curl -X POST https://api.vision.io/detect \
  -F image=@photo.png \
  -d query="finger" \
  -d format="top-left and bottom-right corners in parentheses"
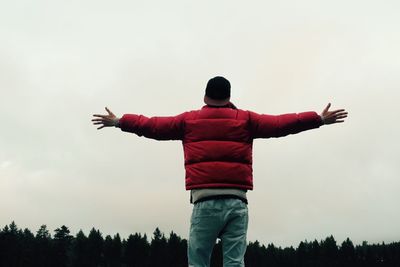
top-left (334, 112), bottom-right (348, 117)
top-left (105, 107), bottom-right (115, 116)
top-left (97, 125), bottom-right (105, 130)
top-left (91, 118), bottom-right (104, 122)
top-left (331, 109), bottom-right (345, 114)
top-left (334, 115), bottom-right (348, 120)
top-left (93, 114), bottom-right (107, 118)
top-left (333, 111), bottom-right (347, 116)
top-left (93, 122), bottom-right (104, 125)
top-left (92, 119), bottom-right (110, 123)
top-left (323, 103), bottom-right (331, 113)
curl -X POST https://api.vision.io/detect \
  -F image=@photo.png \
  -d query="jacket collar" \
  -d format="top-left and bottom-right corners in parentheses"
top-left (202, 102), bottom-right (237, 109)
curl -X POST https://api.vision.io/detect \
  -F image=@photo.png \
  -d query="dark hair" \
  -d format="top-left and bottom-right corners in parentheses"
top-left (205, 76), bottom-right (231, 100)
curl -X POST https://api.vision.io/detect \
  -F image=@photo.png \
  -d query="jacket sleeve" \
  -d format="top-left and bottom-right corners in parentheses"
top-left (249, 111), bottom-right (323, 139)
top-left (118, 112), bottom-right (187, 140)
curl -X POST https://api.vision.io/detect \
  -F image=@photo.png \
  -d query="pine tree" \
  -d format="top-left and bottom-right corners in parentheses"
top-left (111, 234), bottom-right (122, 266)
top-left (266, 243), bottom-right (279, 267)
top-left (35, 224), bottom-right (53, 267)
top-left (166, 231), bottom-right (187, 267)
top-left (87, 227), bottom-right (104, 266)
top-left (340, 237), bottom-right (355, 266)
top-left (71, 229), bottom-right (90, 267)
top-left (20, 228), bottom-right (36, 266)
top-left (245, 240), bottom-right (267, 267)
top-left (53, 225), bottom-right (73, 267)
top-left (124, 233), bottom-right (149, 267)
top-left (104, 233), bottom-right (122, 267)
top-left (320, 235), bottom-right (339, 266)
top-left (0, 222), bottom-right (22, 266)
top-left (149, 228), bottom-right (168, 267)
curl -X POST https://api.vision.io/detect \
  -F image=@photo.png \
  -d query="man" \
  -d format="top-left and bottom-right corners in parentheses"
top-left (92, 76), bottom-right (347, 267)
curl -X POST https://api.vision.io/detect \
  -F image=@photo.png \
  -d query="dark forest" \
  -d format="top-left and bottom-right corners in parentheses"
top-left (1, 221), bottom-right (399, 267)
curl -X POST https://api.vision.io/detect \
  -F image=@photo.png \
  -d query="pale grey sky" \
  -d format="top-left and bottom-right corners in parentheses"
top-left (1, 0), bottom-right (399, 247)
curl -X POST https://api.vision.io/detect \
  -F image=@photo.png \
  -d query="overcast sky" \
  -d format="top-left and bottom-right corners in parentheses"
top-left (1, 0), bottom-right (399, 247)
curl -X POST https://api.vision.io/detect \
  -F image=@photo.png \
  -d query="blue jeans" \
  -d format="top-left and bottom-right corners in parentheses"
top-left (188, 198), bottom-right (249, 267)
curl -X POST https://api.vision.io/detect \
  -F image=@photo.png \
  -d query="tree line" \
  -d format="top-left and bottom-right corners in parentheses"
top-left (0, 221), bottom-right (399, 267)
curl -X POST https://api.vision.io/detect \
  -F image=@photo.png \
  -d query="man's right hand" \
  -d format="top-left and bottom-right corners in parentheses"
top-left (92, 107), bottom-right (120, 130)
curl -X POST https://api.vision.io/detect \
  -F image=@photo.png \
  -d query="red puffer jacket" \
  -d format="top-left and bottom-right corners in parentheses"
top-left (119, 104), bottom-right (323, 190)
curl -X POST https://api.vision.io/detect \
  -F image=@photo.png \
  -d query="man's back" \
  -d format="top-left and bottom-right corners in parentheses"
top-left (182, 105), bottom-right (254, 190)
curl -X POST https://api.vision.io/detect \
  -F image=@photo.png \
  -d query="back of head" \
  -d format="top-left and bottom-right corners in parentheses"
top-left (204, 76), bottom-right (231, 106)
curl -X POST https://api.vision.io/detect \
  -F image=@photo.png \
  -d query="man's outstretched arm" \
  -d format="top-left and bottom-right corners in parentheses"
top-left (249, 103), bottom-right (348, 138)
top-left (92, 107), bottom-right (186, 140)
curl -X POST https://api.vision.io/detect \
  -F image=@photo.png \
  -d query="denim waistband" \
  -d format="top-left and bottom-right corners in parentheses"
top-left (193, 194), bottom-right (248, 205)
